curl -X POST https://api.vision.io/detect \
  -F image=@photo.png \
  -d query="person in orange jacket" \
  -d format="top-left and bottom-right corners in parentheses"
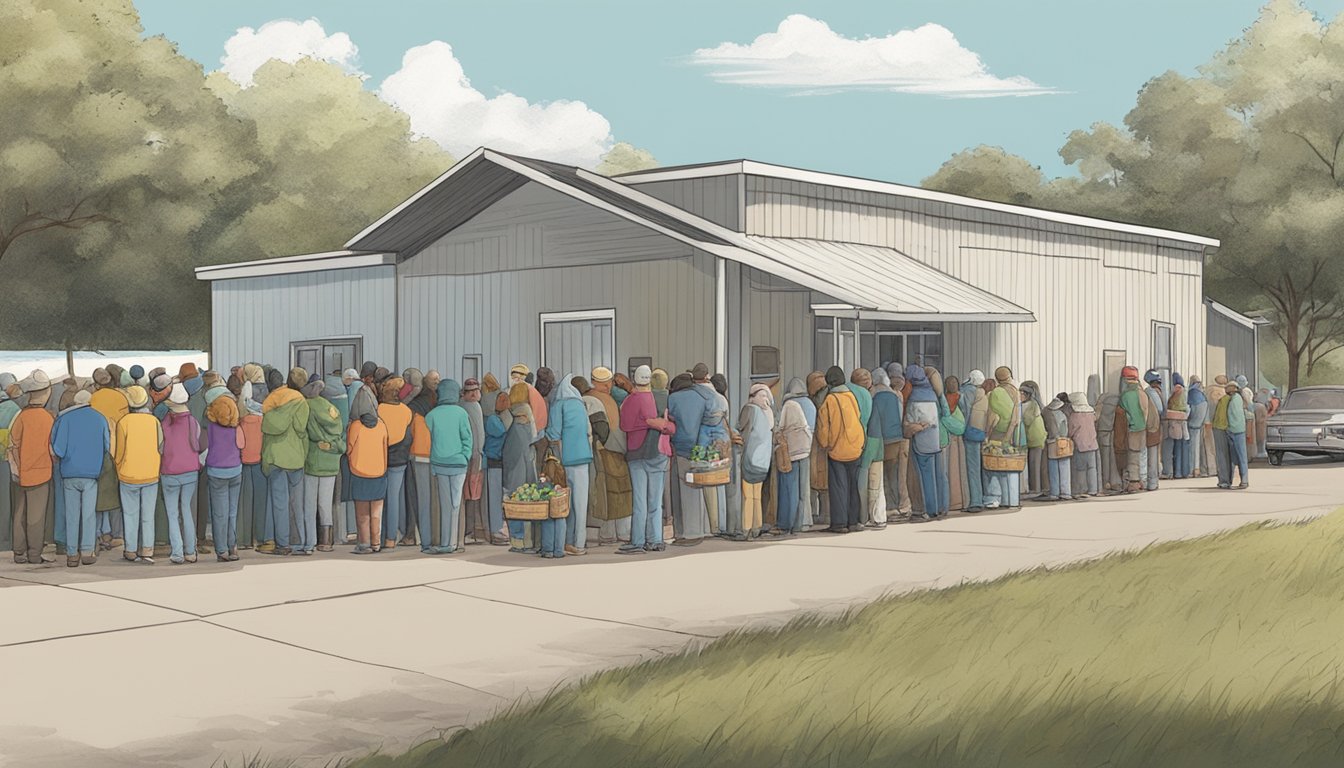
top-left (815, 366), bottom-right (864, 534)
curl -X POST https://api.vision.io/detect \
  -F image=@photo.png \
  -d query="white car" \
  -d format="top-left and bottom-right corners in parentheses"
top-left (1265, 386), bottom-right (1344, 465)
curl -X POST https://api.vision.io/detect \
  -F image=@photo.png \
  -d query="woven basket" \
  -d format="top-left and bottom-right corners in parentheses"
top-left (548, 488), bottom-right (571, 519)
top-left (503, 499), bottom-right (549, 521)
top-left (982, 451), bottom-right (1027, 472)
top-left (686, 466), bottom-right (731, 487)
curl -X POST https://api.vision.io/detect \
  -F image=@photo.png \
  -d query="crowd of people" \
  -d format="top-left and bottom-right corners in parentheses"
top-left (0, 356), bottom-right (1268, 567)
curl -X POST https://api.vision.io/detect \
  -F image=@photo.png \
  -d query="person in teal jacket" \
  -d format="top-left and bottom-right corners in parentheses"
top-left (544, 375), bottom-right (594, 557)
top-left (424, 379), bottom-right (473, 553)
top-left (1224, 380), bottom-right (1249, 488)
top-left (848, 369), bottom-right (881, 528)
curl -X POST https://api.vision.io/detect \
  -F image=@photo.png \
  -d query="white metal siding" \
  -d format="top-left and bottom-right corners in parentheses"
top-left (402, 181), bottom-right (692, 277)
top-left (397, 251), bottom-right (717, 381)
top-left (744, 176), bottom-right (1207, 398)
top-left (209, 266), bottom-right (396, 372)
top-left (621, 175), bottom-right (742, 230)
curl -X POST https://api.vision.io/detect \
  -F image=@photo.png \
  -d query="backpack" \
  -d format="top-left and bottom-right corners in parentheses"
top-left (742, 404), bottom-right (773, 484)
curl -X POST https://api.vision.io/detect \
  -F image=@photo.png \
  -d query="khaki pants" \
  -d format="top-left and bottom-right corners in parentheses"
top-left (14, 481), bottom-right (50, 562)
top-left (865, 460), bottom-right (886, 525)
top-left (742, 481), bottom-right (763, 532)
top-left (883, 442), bottom-right (912, 514)
top-left (1125, 432), bottom-right (1145, 484)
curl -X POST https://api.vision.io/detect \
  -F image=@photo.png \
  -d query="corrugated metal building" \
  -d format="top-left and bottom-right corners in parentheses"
top-left (197, 148), bottom-right (1238, 408)
top-left (1206, 299), bottom-right (1269, 386)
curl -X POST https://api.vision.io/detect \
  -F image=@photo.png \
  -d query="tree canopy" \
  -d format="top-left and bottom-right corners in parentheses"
top-left (0, 0), bottom-right (656, 354)
top-left (922, 0), bottom-right (1344, 389)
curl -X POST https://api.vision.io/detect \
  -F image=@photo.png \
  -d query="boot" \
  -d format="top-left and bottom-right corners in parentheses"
top-left (317, 525), bottom-right (334, 552)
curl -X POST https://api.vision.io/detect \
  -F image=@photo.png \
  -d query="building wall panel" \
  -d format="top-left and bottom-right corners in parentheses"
top-left (1206, 304), bottom-right (1259, 382)
top-left (622, 175), bottom-right (741, 230)
top-left (397, 252), bottom-right (718, 382)
top-left (209, 266), bottom-right (396, 373)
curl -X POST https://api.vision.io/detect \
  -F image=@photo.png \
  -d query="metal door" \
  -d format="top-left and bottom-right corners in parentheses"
top-left (542, 315), bottom-right (614, 379)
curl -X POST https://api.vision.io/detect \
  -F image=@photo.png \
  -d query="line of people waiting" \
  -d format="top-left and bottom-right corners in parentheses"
top-left (0, 358), bottom-right (1264, 567)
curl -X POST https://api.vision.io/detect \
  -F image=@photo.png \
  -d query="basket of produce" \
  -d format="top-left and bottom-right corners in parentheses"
top-left (685, 444), bottom-right (731, 487)
top-left (981, 442), bottom-right (1027, 472)
top-left (504, 482), bottom-right (569, 521)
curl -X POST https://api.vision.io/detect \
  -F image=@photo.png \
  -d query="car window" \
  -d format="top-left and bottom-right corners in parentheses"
top-left (1282, 390), bottom-right (1344, 411)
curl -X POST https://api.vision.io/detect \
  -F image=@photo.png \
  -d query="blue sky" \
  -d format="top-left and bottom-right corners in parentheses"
top-left (136, 0), bottom-right (1344, 183)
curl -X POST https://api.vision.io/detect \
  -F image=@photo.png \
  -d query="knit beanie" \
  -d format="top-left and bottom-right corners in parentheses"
top-left (244, 363), bottom-right (265, 385)
top-left (226, 374), bottom-right (244, 397)
top-left (482, 372), bottom-right (500, 395)
top-left (590, 366), bottom-right (613, 384)
top-left (850, 368), bottom-right (872, 388)
top-left (711, 373), bottom-right (728, 396)
top-left (287, 367), bottom-right (309, 391)
top-left (806, 371), bottom-right (827, 397)
top-left (824, 366), bottom-right (845, 388)
top-left (1172, 372), bottom-right (1185, 387)
top-left (93, 368), bottom-right (112, 388)
top-left (536, 368), bottom-right (555, 398)
top-left (74, 390), bottom-right (92, 406)
top-left (266, 368), bottom-right (284, 393)
top-left (126, 386), bottom-right (149, 409)
top-left (967, 369), bottom-right (986, 387)
top-left (202, 371), bottom-right (224, 392)
top-left (691, 363), bottom-right (710, 381)
top-left (129, 365), bottom-right (145, 383)
top-left (301, 379), bottom-right (326, 399)
top-left (633, 365), bottom-right (653, 386)
top-left (651, 368), bottom-right (669, 391)
top-left (994, 366), bottom-right (1013, 384)
top-left (119, 369), bottom-right (132, 387)
top-left (571, 376), bottom-right (591, 394)
top-left (1122, 366), bottom-right (1140, 381)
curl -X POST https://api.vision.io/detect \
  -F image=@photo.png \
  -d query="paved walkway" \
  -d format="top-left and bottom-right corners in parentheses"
top-left (1, 459), bottom-right (1340, 767)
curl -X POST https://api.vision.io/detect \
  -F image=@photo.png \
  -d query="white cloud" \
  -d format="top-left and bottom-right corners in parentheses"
top-left (378, 41), bottom-right (613, 168)
top-left (221, 18), bottom-right (362, 87)
top-left (691, 14), bottom-right (1057, 98)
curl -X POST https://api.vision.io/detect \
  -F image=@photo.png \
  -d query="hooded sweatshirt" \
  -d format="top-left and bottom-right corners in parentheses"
top-left (378, 395), bottom-right (414, 469)
top-left (817, 368), bottom-right (864, 463)
top-left (424, 380), bottom-right (472, 475)
top-left (503, 398), bottom-right (538, 492)
top-left (115, 409), bottom-right (163, 485)
top-left (738, 384), bottom-right (776, 483)
top-left (160, 409), bottom-right (203, 476)
top-left (778, 378), bottom-right (814, 461)
top-left (347, 409), bottom-right (388, 479)
top-left (550, 375), bottom-right (597, 467)
top-left (1021, 382), bottom-right (1047, 449)
top-left (305, 388), bottom-right (346, 477)
top-left (261, 387), bottom-right (310, 473)
top-left (668, 379), bottom-right (714, 458)
top-left (407, 379), bottom-right (435, 461)
top-left (869, 368), bottom-right (904, 445)
top-left (986, 371), bottom-right (1021, 446)
top-left (905, 365), bottom-right (941, 455)
top-left (50, 401), bottom-right (110, 479)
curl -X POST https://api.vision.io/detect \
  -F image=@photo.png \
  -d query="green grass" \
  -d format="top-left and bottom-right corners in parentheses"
top-left (351, 511), bottom-right (1344, 768)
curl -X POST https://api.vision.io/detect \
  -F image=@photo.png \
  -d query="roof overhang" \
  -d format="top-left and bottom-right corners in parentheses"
top-left (195, 250), bottom-right (397, 281)
top-left (1206, 298), bottom-right (1267, 330)
top-left (618, 159), bottom-right (1219, 249)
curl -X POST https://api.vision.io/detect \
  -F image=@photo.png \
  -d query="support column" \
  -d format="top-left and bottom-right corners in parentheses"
top-left (716, 257), bottom-right (727, 377)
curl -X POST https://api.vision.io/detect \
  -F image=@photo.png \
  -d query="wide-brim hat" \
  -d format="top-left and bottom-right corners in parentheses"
top-left (1069, 392), bottom-right (1094, 412)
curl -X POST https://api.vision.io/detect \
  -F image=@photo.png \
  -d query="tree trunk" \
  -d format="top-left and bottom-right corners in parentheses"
top-left (65, 338), bottom-right (75, 380)
top-left (1284, 319), bottom-right (1301, 392)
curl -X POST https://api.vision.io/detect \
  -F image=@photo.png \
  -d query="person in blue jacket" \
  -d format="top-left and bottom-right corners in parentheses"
top-left (50, 389), bottom-right (110, 566)
top-left (543, 375), bottom-right (594, 557)
top-left (667, 366), bottom-right (716, 546)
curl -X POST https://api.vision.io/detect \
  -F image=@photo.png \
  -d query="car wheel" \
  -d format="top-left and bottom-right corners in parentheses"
top-left (1268, 451), bottom-right (1284, 466)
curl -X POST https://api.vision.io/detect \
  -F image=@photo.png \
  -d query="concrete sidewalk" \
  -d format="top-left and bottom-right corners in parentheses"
top-left (1, 460), bottom-right (1340, 767)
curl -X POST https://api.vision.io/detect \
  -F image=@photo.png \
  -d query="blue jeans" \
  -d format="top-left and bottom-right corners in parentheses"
top-left (208, 473), bottom-right (242, 555)
top-left (383, 464), bottom-right (408, 543)
top-left (913, 451), bottom-right (942, 516)
top-left (564, 464), bottom-right (591, 549)
top-left (541, 517), bottom-right (566, 557)
top-left (1178, 438), bottom-right (1193, 478)
top-left (1229, 431), bottom-right (1249, 485)
top-left (1161, 436), bottom-right (1174, 478)
top-left (242, 464), bottom-right (268, 545)
top-left (487, 466), bottom-right (504, 540)
top-left (627, 456), bottom-right (667, 548)
top-left (120, 481), bottom-right (158, 555)
top-left (985, 470), bottom-right (1020, 508)
top-left (776, 464), bottom-right (801, 532)
top-left (435, 471), bottom-right (466, 550)
top-left (963, 440), bottom-right (984, 509)
top-left (934, 449), bottom-right (950, 514)
top-left (62, 476), bottom-right (98, 555)
top-left (268, 467), bottom-right (303, 549)
top-left (1047, 457), bottom-right (1072, 499)
top-left (161, 472), bottom-right (199, 560)
top-left (413, 461), bottom-right (433, 547)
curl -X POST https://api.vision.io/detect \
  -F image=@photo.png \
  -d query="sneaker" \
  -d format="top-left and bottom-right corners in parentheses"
top-left (170, 556), bottom-right (185, 565)
top-left (138, 556), bottom-right (155, 565)
top-left (985, 502), bottom-right (1001, 509)
top-left (847, 524), bottom-right (864, 533)
top-left (421, 547), bottom-right (440, 555)
top-left (81, 553), bottom-right (97, 565)
top-left (564, 545), bottom-right (587, 556)
top-left (822, 527), bottom-right (848, 534)
top-left (351, 544), bottom-right (374, 555)
top-left (614, 546), bottom-right (646, 555)
top-left (644, 542), bottom-right (667, 552)
top-left (273, 547), bottom-right (293, 556)
top-left (672, 537), bottom-right (703, 546)
top-left (66, 555), bottom-right (80, 568)
top-left (965, 506), bottom-right (984, 513)
top-left (541, 552), bottom-right (555, 559)
top-left (256, 540), bottom-right (276, 554)
top-left (908, 513), bottom-right (931, 523)
top-left (1236, 482), bottom-right (1248, 489)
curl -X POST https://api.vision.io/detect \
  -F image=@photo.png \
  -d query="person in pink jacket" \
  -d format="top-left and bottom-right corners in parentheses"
top-left (160, 384), bottom-right (203, 564)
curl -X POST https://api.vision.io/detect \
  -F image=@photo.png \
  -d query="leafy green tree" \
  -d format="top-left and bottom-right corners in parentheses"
top-left (205, 59), bottom-right (452, 257)
top-left (596, 142), bottom-right (657, 176)
top-left (923, 0), bottom-right (1344, 390)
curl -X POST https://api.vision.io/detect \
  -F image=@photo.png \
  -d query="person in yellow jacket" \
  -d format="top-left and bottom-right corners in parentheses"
top-left (815, 366), bottom-right (864, 534)
top-left (114, 386), bottom-right (163, 564)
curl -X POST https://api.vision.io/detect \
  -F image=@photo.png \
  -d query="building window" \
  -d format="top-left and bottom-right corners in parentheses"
top-left (628, 356), bottom-right (653, 377)
top-left (291, 337), bottom-right (362, 378)
top-left (751, 346), bottom-right (780, 383)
